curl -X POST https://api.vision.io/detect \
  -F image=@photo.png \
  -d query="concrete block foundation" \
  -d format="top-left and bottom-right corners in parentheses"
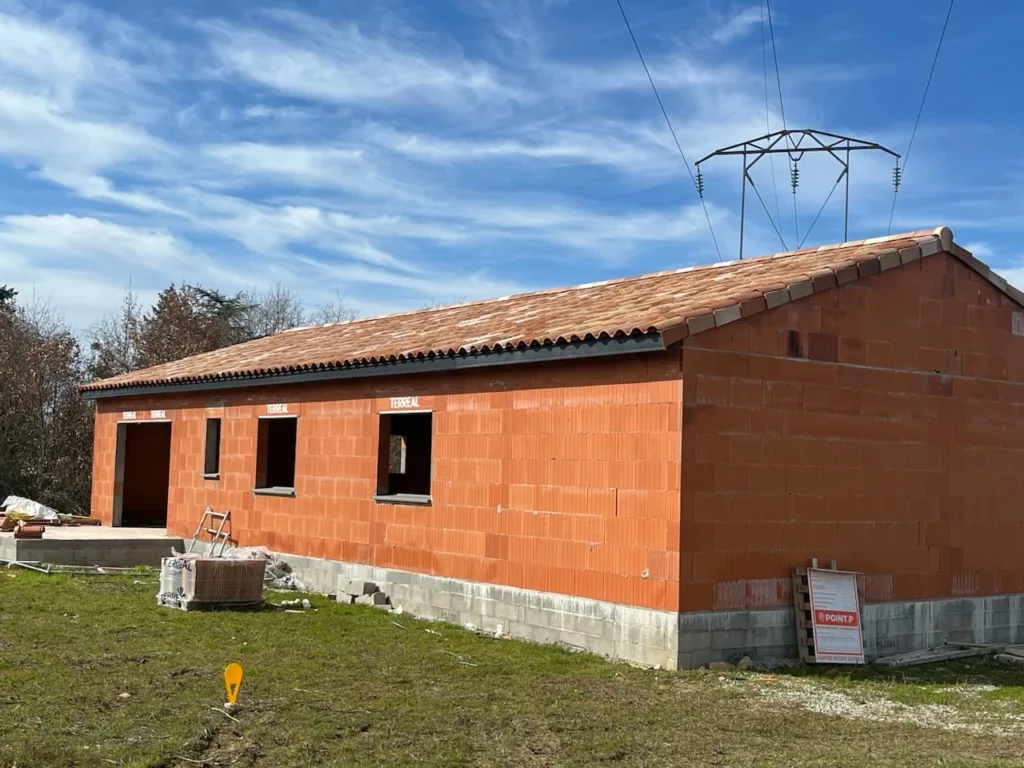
top-left (254, 548), bottom-right (1024, 669)
top-left (255, 548), bottom-right (678, 668)
top-left (679, 595), bottom-right (1024, 667)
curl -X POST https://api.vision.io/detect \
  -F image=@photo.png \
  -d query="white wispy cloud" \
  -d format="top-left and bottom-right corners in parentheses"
top-left (710, 7), bottom-right (763, 44)
top-left (0, 88), bottom-right (170, 211)
top-left (0, 214), bottom-right (195, 267)
top-left (201, 10), bottom-right (514, 109)
top-left (0, 5), bottom-right (173, 213)
top-left (200, 142), bottom-right (418, 201)
top-left (0, 0), bottom-right (1016, 335)
top-left (362, 122), bottom-right (680, 179)
top-left (0, 8), bottom-right (95, 102)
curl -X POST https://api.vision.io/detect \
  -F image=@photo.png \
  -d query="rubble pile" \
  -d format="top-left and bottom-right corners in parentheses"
top-left (0, 495), bottom-right (103, 540)
top-left (336, 579), bottom-right (392, 609)
top-left (221, 546), bottom-right (309, 591)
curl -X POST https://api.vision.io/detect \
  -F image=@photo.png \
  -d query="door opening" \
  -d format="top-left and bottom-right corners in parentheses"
top-left (114, 421), bottom-right (172, 527)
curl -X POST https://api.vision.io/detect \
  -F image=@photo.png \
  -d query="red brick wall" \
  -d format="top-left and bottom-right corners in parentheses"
top-left (91, 355), bottom-right (683, 611)
top-left (681, 252), bottom-right (1024, 611)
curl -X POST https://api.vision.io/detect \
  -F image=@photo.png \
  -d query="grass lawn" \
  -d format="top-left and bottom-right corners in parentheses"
top-left (3, 571), bottom-right (1024, 767)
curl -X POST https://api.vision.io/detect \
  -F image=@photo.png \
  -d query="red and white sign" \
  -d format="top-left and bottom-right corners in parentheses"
top-left (807, 568), bottom-right (864, 664)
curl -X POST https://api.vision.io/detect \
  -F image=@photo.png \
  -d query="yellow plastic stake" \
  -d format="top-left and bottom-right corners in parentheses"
top-left (224, 663), bottom-right (244, 705)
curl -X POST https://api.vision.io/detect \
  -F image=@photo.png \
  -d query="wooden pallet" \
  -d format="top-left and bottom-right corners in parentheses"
top-left (791, 567), bottom-right (816, 663)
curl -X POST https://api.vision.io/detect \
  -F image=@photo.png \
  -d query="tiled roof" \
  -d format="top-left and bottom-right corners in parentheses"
top-left (82, 227), bottom-right (1020, 394)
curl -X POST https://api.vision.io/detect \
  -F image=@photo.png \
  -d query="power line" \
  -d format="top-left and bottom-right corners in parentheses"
top-left (887, 0), bottom-right (955, 234)
top-left (748, 176), bottom-right (789, 251)
top-left (765, 0), bottom-right (798, 245)
top-left (799, 172), bottom-right (843, 249)
top-left (614, 0), bottom-right (722, 261)
top-left (760, 0), bottom-right (782, 228)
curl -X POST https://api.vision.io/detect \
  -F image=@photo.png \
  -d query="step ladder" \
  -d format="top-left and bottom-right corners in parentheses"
top-left (187, 506), bottom-right (231, 557)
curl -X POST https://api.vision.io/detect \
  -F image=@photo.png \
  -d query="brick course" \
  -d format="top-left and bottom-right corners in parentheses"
top-left (681, 252), bottom-right (1024, 611)
top-left (91, 354), bottom-right (683, 611)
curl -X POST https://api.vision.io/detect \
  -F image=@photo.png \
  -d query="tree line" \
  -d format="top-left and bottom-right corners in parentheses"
top-left (0, 283), bottom-right (355, 515)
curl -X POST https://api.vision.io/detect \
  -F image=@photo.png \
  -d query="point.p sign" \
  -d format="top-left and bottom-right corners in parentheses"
top-left (807, 569), bottom-right (864, 664)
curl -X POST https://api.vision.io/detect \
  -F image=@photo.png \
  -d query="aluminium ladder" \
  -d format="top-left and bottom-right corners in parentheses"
top-left (187, 506), bottom-right (231, 557)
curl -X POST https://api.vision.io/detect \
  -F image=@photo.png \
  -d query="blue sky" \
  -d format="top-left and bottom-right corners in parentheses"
top-left (1, 0), bottom-right (1021, 330)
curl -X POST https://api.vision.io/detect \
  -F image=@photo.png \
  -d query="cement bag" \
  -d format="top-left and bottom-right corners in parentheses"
top-left (1, 496), bottom-right (59, 521)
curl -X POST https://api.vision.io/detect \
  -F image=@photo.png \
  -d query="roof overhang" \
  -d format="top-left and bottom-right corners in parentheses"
top-left (81, 332), bottom-right (670, 400)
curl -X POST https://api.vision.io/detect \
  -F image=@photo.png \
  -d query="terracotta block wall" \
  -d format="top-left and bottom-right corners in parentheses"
top-left (91, 354), bottom-right (683, 611)
top-left (681, 252), bottom-right (1024, 612)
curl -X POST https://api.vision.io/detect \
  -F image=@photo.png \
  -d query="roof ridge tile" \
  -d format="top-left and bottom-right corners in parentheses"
top-left (82, 227), bottom-right (1022, 395)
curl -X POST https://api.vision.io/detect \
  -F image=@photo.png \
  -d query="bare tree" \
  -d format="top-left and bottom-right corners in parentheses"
top-left (88, 286), bottom-right (143, 379)
top-left (0, 288), bottom-right (93, 513)
top-left (307, 290), bottom-right (358, 325)
top-left (423, 295), bottom-right (468, 309)
top-left (240, 282), bottom-right (306, 337)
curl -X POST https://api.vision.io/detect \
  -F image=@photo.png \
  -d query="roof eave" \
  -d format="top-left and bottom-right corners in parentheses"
top-left (81, 332), bottom-right (668, 400)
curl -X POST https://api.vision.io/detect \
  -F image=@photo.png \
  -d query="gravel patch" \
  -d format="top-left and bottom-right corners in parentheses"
top-left (748, 677), bottom-right (1024, 735)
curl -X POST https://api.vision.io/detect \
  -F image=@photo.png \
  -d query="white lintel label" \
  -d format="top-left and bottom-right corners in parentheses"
top-left (150, 410), bottom-right (166, 419)
top-left (122, 411), bottom-right (137, 420)
top-left (267, 403), bottom-right (288, 414)
top-left (390, 396), bottom-right (420, 409)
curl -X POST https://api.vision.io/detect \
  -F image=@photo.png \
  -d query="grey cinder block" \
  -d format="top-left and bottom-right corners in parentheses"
top-left (345, 580), bottom-right (378, 597)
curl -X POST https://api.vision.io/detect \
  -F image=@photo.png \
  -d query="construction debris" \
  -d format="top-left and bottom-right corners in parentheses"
top-left (1, 559), bottom-right (50, 573)
top-left (265, 559), bottom-right (307, 591)
top-left (215, 546), bottom-right (309, 591)
top-left (58, 514), bottom-right (102, 526)
top-left (344, 580), bottom-right (378, 597)
top-left (1, 559), bottom-right (146, 576)
top-left (337, 579), bottom-right (393, 610)
top-left (874, 640), bottom-right (1024, 667)
top-left (13, 523), bottom-right (44, 539)
top-left (1, 496), bottom-right (59, 522)
top-left (355, 592), bottom-right (389, 608)
top-left (0, 495), bottom-right (103, 532)
top-left (277, 598), bottom-right (313, 610)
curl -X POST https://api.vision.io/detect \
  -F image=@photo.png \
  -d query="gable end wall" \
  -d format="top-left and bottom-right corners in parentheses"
top-left (681, 251), bottom-right (1024, 613)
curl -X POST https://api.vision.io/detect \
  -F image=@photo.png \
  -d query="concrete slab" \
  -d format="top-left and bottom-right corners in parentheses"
top-left (0, 526), bottom-right (183, 567)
